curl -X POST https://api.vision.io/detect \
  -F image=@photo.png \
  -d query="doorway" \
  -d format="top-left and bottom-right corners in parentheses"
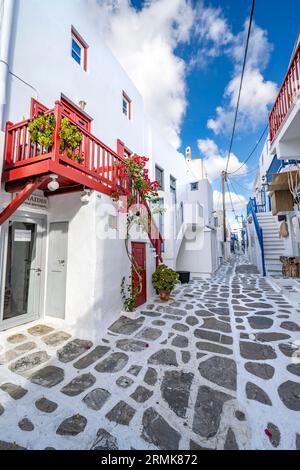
top-left (0, 214), bottom-right (46, 330)
top-left (45, 222), bottom-right (68, 319)
top-left (131, 242), bottom-right (147, 307)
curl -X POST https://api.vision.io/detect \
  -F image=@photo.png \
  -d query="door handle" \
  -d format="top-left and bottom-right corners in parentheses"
top-left (30, 268), bottom-right (42, 273)
top-left (58, 260), bottom-right (65, 265)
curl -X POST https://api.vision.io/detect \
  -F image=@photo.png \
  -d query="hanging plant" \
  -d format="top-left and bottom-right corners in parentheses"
top-left (59, 117), bottom-right (83, 161)
top-left (112, 154), bottom-right (160, 209)
top-left (28, 114), bottom-right (56, 151)
top-left (121, 275), bottom-right (140, 312)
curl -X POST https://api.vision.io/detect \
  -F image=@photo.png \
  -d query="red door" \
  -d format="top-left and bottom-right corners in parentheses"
top-left (132, 242), bottom-right (147, 307)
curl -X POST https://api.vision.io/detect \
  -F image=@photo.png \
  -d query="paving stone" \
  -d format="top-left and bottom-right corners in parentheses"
top-left (0, 403), bottom-right (4, 415)
top-left (279, 343), bottom-right (298, 358)
top-left (287, 363), bottom-right (300, 377)
top-left (194, 329), bottom-right (233, 345)
top-left (0, 382), bottom-right (27, 400)
top-left (30, 366), bottom-right (64, 387)
top-left (181, 351), bottom-right (190, 364)
top-left (161, 370), bottom-right (193, 417)
top-left (171, 335), bottom-right (188, 348)
top-left (61, 373), bottom-right (96, 396)
top-left (106, 400), bottom-right (136, 425)
top-left (18, 418), bottom-right (34, 431)
top-left (109, 316), bottom-right (145, 334)
top-left (148, 349), bottom-right (178, 366)
top-left (196, 341), bottom-right (232, 355)
top-left (0, 440), bottom-right (26, 450)
top-left (224, 428), bottom-right (239, 450)
top-left (116, 338), bottom-right (148, 352)
top-left (0, 342), bottom-right (37, 364)
top-left (136, 327), bottom-right (162, 341)
top-left (152, 320), bottom-right (165, 326)
top-left (73, 345), bottom-right (110, 369)
top-left (248, 316), bottom-right (273, 330)
top-left (128, 365), bottom-right (142, 376)
top-left (253, 311), bottom-right (275, 316)
top-left (194, 310), bottom-right (212, 317)
top-left (163, 314), bottom-right (182, 320)
top-left (198, 356), bottom-right (237, 391)
top-left (6, 333), bottom-right (27, 344)
top-left (266, 423), bottom-right (281, 448)
top-left (95, 352), bottom-right (128, 373)
top-left (35, 397), bottom-right (58, 413)
top-left (56, 415), bottom-right (87, 436)
top-left (9, 351), bottom-right (50, 374)
top-left (42, 331), bottom-right (72, 346)
top-left (246, 303), bottom-right (273, 309)
top-left (190, 440), bottom-right (211, 450)
top-left (186, 316), bottom-right (198, 326)
top-left (82, 388), bottom-right (110, 410)
top-left (245, 362), bottom-right (275, 380)
top-left (28, 324), bottom-right (54, 336)
top-left (193, 386), bottom-right (232, 438)
top-left (240, 341), bottom-right (277, 360)
top-left (278, 381), bottom-right (300, 411)
top-left (210, 307), bottom-right (230, 316)
top-left (235, 410), bottom-right (246, 421)
top-left (142, 407), bottom-right (180, 450)
top-left (141, 311), bottom-right (161, 317)
top-left (246, 382), bottom-right (272, 406)
top-left (57, 339), bottom-right (93, 363)
top-left (280, 321), bottom-right (300, 332)
top-left (172, 323), bottom-right (189, 332)
top-left (201, 318), bottom-right (231, 333)
top-left (255, 332), bottom-right (290, 342)
top-left (116, 376), bottom-right (134, 388)
top-left (91, 429), bottom-right (118, 450)
top-left (130, 385), bottom-right (153, 403)
top-left (144, 367), bottom-right (158, 386)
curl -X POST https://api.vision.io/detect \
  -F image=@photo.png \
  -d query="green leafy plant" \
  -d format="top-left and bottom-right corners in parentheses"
top-left (59, 117), bottom-right (83, 160)
top-left (152, 264), bottom-right (179, 293)
top-left (28, 113), bottom-right (55, 150)
top-left (121, 275), bottom-right (139, 312)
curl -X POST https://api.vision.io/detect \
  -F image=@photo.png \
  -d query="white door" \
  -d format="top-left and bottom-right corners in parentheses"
top-left (46, 222), bottom-right (68, 319)
top-left (0, 215), bottom-right (45, 330)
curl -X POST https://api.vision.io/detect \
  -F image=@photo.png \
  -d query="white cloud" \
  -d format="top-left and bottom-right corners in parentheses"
top-left (207, 22), bottom-right (277, 134)
top-left (90, 0), bottom-right (195, 149)
top-left (213, 189), bottom-right (247, 211)
top-left (198, 138), bottom-right (247, 181)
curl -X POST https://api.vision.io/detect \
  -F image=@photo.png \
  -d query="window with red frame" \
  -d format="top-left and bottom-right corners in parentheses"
top-left (71, 27), bottom-right (88, 71)
top-left (122, 92), bottom-right (131, 120)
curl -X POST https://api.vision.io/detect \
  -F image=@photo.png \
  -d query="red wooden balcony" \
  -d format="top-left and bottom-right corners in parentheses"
top-left (0, 100), bottom-right (163, 263)
top-left (269, 42), bottom-right (300, 142)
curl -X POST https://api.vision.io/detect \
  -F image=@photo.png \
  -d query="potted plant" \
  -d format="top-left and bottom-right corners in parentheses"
top-left (152, 264), bottom-right (179, 301)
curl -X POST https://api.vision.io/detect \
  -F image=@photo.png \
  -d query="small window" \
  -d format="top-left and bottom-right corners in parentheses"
top-left (190, 182), bottom-right (199, 191)
top-left (155, 165), bottom-right (164, 190)
top-left (71, 27), bottom-right (88, 71)
top-left (122, 92), bottom-right (131, 119)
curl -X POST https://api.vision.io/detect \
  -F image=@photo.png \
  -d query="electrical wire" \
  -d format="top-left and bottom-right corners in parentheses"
top-left (225, 0), bottom-right (256, 174)
top-left (0, 59), bottom-right (38, 98)
top-left (229, 124), bottom-right (268, 176)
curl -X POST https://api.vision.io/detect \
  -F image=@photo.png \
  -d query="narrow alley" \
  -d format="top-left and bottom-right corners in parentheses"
top-left (0, 255), bottom-right (299, 450)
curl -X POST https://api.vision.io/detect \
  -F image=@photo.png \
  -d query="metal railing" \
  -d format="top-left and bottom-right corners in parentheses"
top-left (269, 43), bottom-right (300, 142)
top-left (247, 197), bottom-right (266, 276)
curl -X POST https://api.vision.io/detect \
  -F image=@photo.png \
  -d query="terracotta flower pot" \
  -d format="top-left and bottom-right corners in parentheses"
top-left (159, 290), bottom-right (170, 301)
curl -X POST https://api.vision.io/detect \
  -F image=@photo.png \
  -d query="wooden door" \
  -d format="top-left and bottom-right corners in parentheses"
top-left (131, 242), bottom-right (146, 307)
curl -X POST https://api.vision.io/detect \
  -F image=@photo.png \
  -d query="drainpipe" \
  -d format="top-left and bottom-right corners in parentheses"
top-left (0, 0), bottom-right (15, 131)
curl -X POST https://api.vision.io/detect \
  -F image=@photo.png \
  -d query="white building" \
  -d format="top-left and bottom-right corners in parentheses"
top-left (246, 32), bottom-right (300, 279)
top-left (0, 0), bottom-right (217, 338)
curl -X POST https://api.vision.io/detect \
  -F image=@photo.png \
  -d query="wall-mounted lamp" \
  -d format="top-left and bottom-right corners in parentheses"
top-left (79, 100), bottom-right (87, 111)
top-left (47, 174), bottom-right (59, 192)
top-left (81, 188), bottom-right (91, 204)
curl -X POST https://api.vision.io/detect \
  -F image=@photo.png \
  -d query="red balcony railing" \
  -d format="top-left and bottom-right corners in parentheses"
top-left (269, 43), bottom-right (300, 142)
top-left (2, 100), bottom-right (163, 262)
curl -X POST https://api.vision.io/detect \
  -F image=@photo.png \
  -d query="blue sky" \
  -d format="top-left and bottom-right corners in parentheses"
top-left (98, 0), bottom-right (300, 219)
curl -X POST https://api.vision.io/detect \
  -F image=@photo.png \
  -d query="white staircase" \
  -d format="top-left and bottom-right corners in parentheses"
top-left (256, 212), bottom-right (285, 276)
